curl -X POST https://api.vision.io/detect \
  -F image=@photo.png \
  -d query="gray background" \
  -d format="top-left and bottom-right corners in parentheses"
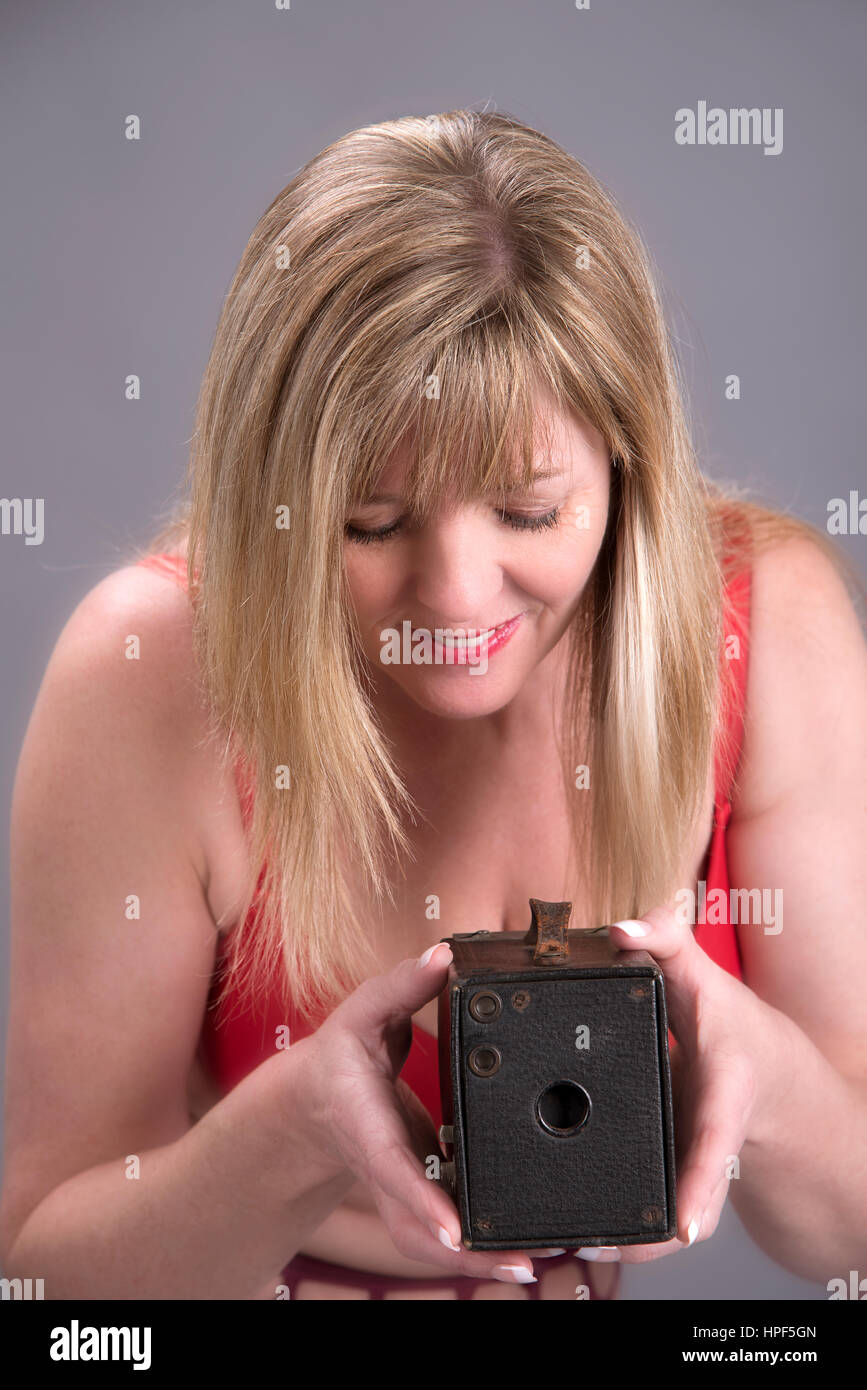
top-left (1, 0), bottom-right (864, 1299)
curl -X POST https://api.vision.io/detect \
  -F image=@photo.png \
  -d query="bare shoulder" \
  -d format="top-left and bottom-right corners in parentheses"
top-left (43, 562), bottom-right (200, 807)
top-left (733, 532), bottom-right (867, 824)
top-left (18, 557), bottom-right (246, 923)
top-left (748, 531), bottom-right (863, 637)
top-left (65, 558), bottom-right (199, 700)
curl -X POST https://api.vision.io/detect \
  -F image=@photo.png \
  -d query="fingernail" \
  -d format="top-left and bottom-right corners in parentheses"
top-left (611, 920), bottom-right (648, 937)
top-left (436, 1224), bottom-right (461, 1252)
top-left (576, 1246), bottom-right (621, 1261)
top-left (418, 943), bottom-right (452, 968)
top-left (686, 1216), bottom-right (701, 1247)
top-left (534, 1248), bottom-right (566, 1257)
top-left (492, 1265), bottom-right (538, 1284)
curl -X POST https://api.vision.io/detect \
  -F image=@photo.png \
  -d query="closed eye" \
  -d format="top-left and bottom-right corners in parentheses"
top-left (344, 507), bottom-right (561, 544)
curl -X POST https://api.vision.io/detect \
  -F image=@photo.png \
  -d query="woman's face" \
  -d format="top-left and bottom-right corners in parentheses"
top-left (343, 396), bottom-right (612, 722)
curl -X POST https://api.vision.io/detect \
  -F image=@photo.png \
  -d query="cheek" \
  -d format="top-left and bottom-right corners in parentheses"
top-left (519, 535), bottom-right (598, 607)
top-left (344, 549), bottom-right (402, 621)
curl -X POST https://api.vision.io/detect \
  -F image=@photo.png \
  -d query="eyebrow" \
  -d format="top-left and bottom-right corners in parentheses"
top-left (359, 467), bottom-right (567, 506)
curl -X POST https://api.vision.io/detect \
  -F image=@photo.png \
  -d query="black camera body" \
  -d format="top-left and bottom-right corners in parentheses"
top-left (436, 899), bottom-right (677, 1251)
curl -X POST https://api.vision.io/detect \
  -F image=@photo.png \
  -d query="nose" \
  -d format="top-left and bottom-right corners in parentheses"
top-left (412, 509), bottom-right (504, 626)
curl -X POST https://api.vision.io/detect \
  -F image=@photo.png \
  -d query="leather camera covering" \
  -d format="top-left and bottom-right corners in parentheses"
top-left (436, 901), bottom-right (677, 1250)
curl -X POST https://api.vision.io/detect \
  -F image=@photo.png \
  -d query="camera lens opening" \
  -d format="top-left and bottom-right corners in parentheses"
top-left (536, 1080), bottom-right (591, 1136)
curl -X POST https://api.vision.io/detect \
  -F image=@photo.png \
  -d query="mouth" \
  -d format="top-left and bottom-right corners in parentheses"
top-left (431, 612), bottom-right (525, 664)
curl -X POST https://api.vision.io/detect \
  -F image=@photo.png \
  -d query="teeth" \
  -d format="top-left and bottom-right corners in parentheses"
top-left (437, 629), bottom-right (494, 648)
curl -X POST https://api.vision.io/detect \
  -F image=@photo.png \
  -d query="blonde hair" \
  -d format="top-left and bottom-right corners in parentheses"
top-left (138, 108), bottom-right (864, 1026)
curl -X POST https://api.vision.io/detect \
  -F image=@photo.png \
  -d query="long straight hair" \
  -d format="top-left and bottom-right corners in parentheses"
top-left (139, 109), bottom-right (864, 1026)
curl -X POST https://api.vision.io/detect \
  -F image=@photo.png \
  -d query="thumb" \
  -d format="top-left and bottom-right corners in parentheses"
top-left (338, 942), bottom-right (453, 1047)
top-left (608, 905), bottom-right (722, 1050)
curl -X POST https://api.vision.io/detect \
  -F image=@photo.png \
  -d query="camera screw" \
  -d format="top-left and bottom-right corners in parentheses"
top-left (511, 990), bottom-right (530, 1011)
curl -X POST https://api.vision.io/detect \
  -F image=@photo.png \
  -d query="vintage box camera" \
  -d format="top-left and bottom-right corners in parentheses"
top-left (436, 899), bottom-right (677, 1250)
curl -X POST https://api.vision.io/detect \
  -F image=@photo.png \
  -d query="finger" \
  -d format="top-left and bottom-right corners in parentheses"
top-left (373, 1188), bottom-right (539, 1283)
top-left (688, 1167), bottom-right (731, 1245)
top-left (390, 1079), bottom-right (567, 1260)
top-left (333, 1073), bottom-right (533, 1283)
top-left (674, 1056), bottom-right (752, 1245)
top-left (627, 1169), bottom-right (731, 1263)
top-left (351, 1086), bottom-right (460, 1236)
top-left (338, 945), bottom-right (453, 1041)
top-left (336, 944), bottom-right (453, 1075)
top-left (362, 1127), bottom-right (537, 1280)
top-left (608, 906), bottom-right (728, 1048)
top-left (574, 1075), bottom-right (743, 1267)
top-left (576, 1234), bottom-right (686, 1266)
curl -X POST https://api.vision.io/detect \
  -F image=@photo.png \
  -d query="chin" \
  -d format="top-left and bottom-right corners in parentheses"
top-left (394, 671), bottom-right (518, 720)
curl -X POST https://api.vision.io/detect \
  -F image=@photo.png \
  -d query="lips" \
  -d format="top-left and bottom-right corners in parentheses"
top-left (431, 613), bottom-right (524, 664)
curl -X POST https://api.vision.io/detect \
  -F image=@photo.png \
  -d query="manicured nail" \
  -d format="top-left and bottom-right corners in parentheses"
top-left (611, 920), bottom-right (648, 937)
top-left (492, 1265), bottom-right (538, 1284)
top-left (418, 943), bottom-right (452, 968)
top-left (576, 1246), bottom-right (621, 1261)
top-left (534, 1248), bottom-right (566, 1257)
top-left (436, 1224), bottom-right (461, 1252)
top-left (686, 1217), bottom-right (701, 1247)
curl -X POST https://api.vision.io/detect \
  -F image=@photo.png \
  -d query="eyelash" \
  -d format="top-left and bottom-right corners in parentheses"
top-left (344, 507), bottom-right (561, 545)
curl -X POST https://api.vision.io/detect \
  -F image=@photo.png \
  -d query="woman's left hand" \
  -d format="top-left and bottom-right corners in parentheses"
top-left (577, 904), bottom-right (789, 1266)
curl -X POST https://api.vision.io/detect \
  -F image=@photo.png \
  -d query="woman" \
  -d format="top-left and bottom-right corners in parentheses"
top-left (2, 109), bottom-right (865, 1301)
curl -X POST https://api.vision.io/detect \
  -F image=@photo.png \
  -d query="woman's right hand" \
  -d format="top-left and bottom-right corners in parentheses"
top-left (291, 942), bottom-right (544, 1284)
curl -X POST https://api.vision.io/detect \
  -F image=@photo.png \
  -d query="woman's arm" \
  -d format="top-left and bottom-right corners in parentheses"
top-left (723, 536), bottom-right (867, 1281)
top-left (0, 568), bottom-right (353, 1298)
top-left (603, 537), bottom-right (867, 1282)
top-left (2, 1040), bottom-right (355, 1300)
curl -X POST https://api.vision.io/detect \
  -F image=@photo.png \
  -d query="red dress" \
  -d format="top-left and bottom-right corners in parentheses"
top-left (137, 551), bottom-right (751, 1299)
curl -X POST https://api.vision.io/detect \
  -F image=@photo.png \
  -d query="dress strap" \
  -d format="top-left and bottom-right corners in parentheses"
top-left (137, 551), bottom-right (190, 587)
top-left (713, 562), bottom-right (752, 818)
